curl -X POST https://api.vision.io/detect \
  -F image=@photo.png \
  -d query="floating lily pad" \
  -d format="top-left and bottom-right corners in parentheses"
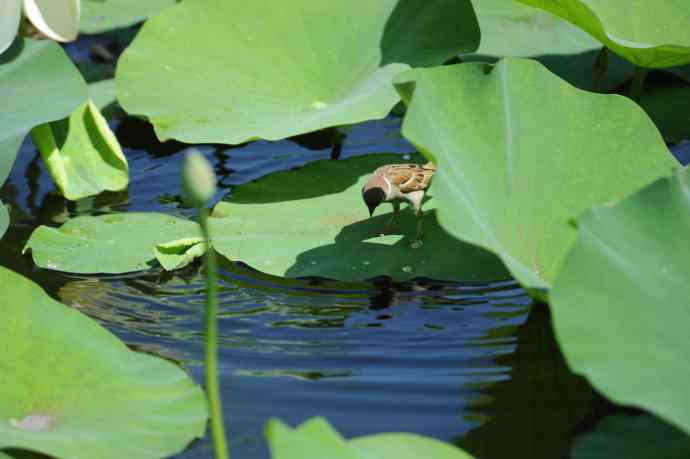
top-left (396, 59), bottom-right (676, 295)
top-left (81, 0), bottom-right (175, 34)
top-left (571, 415), bottom-right (690, 459)
top-left (154, 236), bottom-right (206, 271)
top-left (24, 213), bottom-right (200, 273)
top-left (551, 168), bottom-right (690, 433)
top-left (516, 0), bottom-right (690, 68)
top-left (116, 0), bottom-right (478, 144)
top-left (31, 100), bottom-right (129, 200)
top-left (209, 154), bottom-right (509, 282)
top-left (0, 200), bottom-right (8, 240)
top-left (267, 417), bottom-right (476, 459)
top-left (0, 265), bottom-right (207, 459)
top-left (0, 38), bottom-right (87, 187)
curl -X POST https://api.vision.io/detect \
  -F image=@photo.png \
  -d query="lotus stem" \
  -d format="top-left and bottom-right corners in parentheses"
top-left (199, 206), bottom-right (229, 459)
top-left (629, 66), bottom-right (648, 101)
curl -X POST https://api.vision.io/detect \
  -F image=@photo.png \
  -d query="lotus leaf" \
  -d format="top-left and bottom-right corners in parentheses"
top-left (571, 415), bottom-right (690, 458)
top-left (0, 265), bottom-right (207, 459)
top-left (516, 0), bottom-right (690, 68)
top-left (31, 100), bottom-right (129, 200)
top-left (80, 0), bottom-right (175, 34)
top-left (209, 154), bottom-right (509, 282)
top-left (0, 0), bottom-right (21, 55)
top-left (24, 213), bottom-right (200, 273)
top-left (267, 417), bottom-right (476, 459)
top-left (396, 58), bottom-right (676, 294)
top-left (116, 0), bottom-right (479, 144)
top-left (550, 168), bottom-right (690, 433)
top-left (0, 38), bottom-right (87, 187)
top-left (0, 200), bottom-right (8, 240)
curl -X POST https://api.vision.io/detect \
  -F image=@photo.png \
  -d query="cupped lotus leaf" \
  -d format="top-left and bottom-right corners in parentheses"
top-left (516, 0), bottom-right (690, 68)
top-left (81, 0), bottom-right (175, 34)
top-left (116, 0), bottom-right (478, 144)
top-left (0, 38), bottom-right (87, 187)
top-left (24, 213), bottom-right (200, 273)
top-left (23, 0), bottom-right (80, 43)
top-left (154, 236), bottom-right (207, 271)
top-left (571, 415), bottom-right (690, 459)
top-left (550, 168), bottom-right (690, 433)
top-left (30, 100), bottom-right (129, 200)
top-left (0, 200), bottom-right (8, 239)
top-left (396, 59), bottom-right (677, 294)
top-left (0, 0), bottom-right (21, 55)
top-left (380, 0), bottom-right (479, 67)
top-left (472, 0), bottom-right (598, 57)
top-left (209, 154), bottom-right (509, 282)
top-left (0, 265), bottom-right (207, 459)
top-left (267, 417), bottom-right (476, 459)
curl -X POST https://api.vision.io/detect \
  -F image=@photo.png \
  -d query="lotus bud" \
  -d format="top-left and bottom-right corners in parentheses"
top-left (182, 150), bottom-right (216, 206)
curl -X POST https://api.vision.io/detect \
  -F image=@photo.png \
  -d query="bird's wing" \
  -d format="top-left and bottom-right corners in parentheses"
top-left (382, 164), bottom-right (435, 192)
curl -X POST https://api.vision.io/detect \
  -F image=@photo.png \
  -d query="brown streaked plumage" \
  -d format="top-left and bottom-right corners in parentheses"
top-left (362, 162), bottom-right (436, 240)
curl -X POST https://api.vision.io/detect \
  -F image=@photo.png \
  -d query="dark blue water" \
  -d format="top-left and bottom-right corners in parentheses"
top-left (0, 31), bottom-right (620, 459)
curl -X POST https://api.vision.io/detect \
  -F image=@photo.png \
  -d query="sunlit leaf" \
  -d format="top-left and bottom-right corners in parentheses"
top-left (551, 167), bottom-right (690, 433)
top-left (23, 0), bottom-right (80, 42)
top-left (0, 0), bottom-right (21, 55)
top-left (24, 213), bottom-right (200, 273)
top-left (396, 59), bottom-right (677, 295)
top-left (516, 0), bottom-right (690, 67)
top-left (209, 154), bottom-right (509, 282)
top-left (0, 38), bottom-right (87, 187)
top-left (266, 417), bottom-right (476, 459)
top-left (30, 100), bottom-right (129, 200)
top-left (80, 0), bottom-right (175, 34)
top-left (116, 0), bottom-right (478, 144)
top-left (154, 236), bottom-right (207, 271)
top-left (0, 265), bottom-right (207, 459)
top-left (571, 415), bottom-right (690, 459)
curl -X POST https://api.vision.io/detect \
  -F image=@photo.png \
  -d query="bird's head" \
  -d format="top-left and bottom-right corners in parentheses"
top-left (362, 177), bottom-right (387, 217)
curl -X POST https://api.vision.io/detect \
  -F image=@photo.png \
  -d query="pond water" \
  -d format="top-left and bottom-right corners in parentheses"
top-left (0, 33), bottom-right (629, 459)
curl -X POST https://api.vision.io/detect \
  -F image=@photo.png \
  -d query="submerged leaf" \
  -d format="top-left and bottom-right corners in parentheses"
top-left (23, 0), bottom-right (80, 43)
top-left (551, 168), bottom-right (690, 433)
top-left (516, 0), bottom-right (690, 67)
top-left (210, 154), bottom-right (509, 282)
top-left (396, 59), bottom-right (676, 295)
top-left (0, 265), bottom-right (207, 459)
top-left (80, 0), bottom-right (175, 34)
top-left (266, 417), bottom-right (476, 459)
top-left (30, 100), bottom-right (128, 200)
top-left (24, 213), bottom-right (200, 273)
top-left (571, 415), bottom-right (690, 459)
top-left (0, 37), bottom-right (87, 187)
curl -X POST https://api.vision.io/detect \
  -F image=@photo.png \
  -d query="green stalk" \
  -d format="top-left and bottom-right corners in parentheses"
top-left (629, 66), bottom-right (648, 101)
top-left (199, 206), bottom-right (229, 459)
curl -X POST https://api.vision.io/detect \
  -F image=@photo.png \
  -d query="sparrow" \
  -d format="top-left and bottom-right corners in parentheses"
top-left (362, 162), bottom-right (436, 240)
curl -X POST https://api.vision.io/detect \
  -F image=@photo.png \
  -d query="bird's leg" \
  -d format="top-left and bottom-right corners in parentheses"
top-left (381, 201), bottom-right (400, 234)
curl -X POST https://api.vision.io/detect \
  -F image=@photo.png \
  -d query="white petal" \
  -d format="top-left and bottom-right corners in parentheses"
top-left (23, 0), bottom-right (80, 42)
top-left (0, 0), bottom-right (22, 55)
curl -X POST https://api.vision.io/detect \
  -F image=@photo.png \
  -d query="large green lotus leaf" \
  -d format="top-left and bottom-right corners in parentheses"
top-left (0, 38), bottom-right (87, 187)
top-left (0, 265), bottom-right (207, 459)
top-left (209, 154), bottom-right (509, 282)
top-left (550, 168), bottom-right (690, 433)
top-left (0, 200), bottom-right (8, 240)
top-left (396, 59), bottom-right (676, 295)
top-left (30, 100), bottom-right (129, 200)
top-left (116, 0), bottom-right (478, 144)
top-left (24, 213), bottom-right (200, 273)
top-left (267, 417), bottom-right (476, 459)
top-left (472, 0), bottom-right (598, 57)
top-left (571, 415), bottom-right (690, 458)
top-left (0, 0), bottom-right (21, 55)
top-left (380, 0), bottom-right (479, 67)
top-left (516, 0), bottom-right (690, 68)
top-left (80, 0), bottom-right (175, 34)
